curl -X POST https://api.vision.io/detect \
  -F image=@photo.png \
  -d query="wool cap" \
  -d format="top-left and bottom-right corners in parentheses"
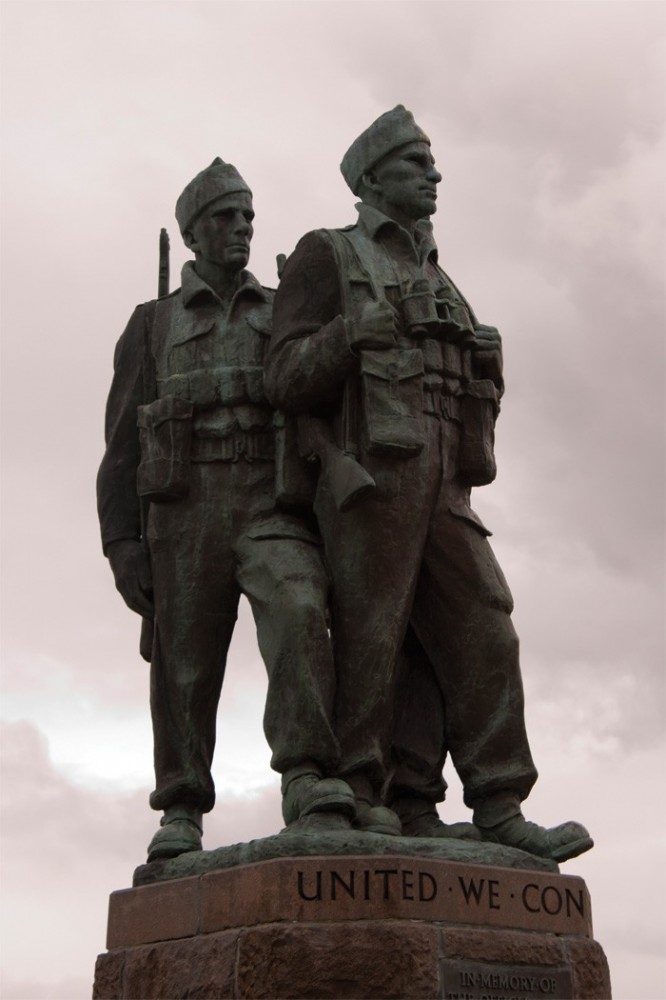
top-left (340, 106), bottom-right (431, 195)
top-left (175, 158), bottom-right (252, 235)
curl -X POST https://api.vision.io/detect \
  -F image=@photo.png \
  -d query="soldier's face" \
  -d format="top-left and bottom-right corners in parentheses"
top-left (188, 192), bottom-right (254, 269)
top-left (370, 141), bottom-right (442, 224)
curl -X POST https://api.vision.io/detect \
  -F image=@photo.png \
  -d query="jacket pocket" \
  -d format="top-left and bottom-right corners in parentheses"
top-left (458, 378), bottom-right (499, 486)
top-left (360, 348), bottom-right (425, 458)
top-left (137, 396), bottom-right (193, 501)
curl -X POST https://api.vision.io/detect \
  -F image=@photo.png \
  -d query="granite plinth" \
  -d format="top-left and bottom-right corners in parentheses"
top-left (94, 851), bottom-right (611, 999)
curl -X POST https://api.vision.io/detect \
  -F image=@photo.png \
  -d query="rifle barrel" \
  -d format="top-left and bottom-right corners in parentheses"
top-left (158, 228), bottom-right (170, 298)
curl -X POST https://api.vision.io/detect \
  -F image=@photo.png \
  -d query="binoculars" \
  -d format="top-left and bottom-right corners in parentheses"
top-left (401, 280), bottom-right (474, 344)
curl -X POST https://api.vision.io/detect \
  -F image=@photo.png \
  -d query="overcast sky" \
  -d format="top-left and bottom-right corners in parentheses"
top-left (1, 2), bottom-right (664, 998)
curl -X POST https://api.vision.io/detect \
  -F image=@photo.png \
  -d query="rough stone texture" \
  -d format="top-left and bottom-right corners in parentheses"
top-left (92, 951), bottom-right (125, 999)
top-left (134, 828), bottom-right (557, 886)
top-left (93, 919), bottom-right (613, 999)
top-left (441, 925), bottom-right (566, 966)
top-left (122, 931), bottom-right (239, 1000)
top-left (564, 937), bottom-right (613, 998)
top-left (236, 920), bottom-right (440, 999)
top-left (95, 857), bottom-right (610, 999)
top-left (107, 875), bottom-right (199, 948)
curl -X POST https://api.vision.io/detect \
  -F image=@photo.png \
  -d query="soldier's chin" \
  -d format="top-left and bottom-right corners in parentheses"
top-left (225, 247), bottom-right (250, 265)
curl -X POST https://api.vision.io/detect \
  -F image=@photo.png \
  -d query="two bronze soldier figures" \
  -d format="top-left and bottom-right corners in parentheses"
top-left (97, 107), bottom-right (593, 865)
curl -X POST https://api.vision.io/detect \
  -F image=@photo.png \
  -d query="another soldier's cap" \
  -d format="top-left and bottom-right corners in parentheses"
top-left (340, 105), bottom-right (431, 195)
top-left (175, 158), bottom-right (252, 234)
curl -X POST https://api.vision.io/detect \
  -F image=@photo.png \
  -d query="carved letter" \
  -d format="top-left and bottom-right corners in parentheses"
top-left (375, 868), bottom-right (398, 900)
top-left (541, 885), bottom-right (563, 915)
top-left (331, 869), bottom-right (355, 900)
top-left (565, 886), bottom-right (585, 918)
top-left (522, 883), bottom-right (540, 912)
top-left (297, 869), bottom-right (322, 901)
top-left (458, 876), bottom-right (486, 905)
top-left (418, 871), bottom-right (437, 901)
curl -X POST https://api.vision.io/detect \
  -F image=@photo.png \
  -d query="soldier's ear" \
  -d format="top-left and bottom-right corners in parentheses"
top-left (183, 230), bottom-right (197, 252)
top-left (362, 170), bottom-right (380, 191)
top-left (359, 170), bottom-right (382, 200)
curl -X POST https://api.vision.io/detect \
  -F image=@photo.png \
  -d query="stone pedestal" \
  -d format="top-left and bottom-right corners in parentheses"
top-left (93, 853), bottom-right (611, 999)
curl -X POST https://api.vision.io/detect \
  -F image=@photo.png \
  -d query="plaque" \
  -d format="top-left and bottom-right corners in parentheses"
top-left (441, 961), bottom-right (574, 999)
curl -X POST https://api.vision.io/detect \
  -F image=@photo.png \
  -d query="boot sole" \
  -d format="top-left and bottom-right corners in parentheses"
top-left (551, 835), bottom-right (594, 862)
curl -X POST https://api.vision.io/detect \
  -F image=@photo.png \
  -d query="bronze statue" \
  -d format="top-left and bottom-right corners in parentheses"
top-left (266, 107), bottom-right (593, 862)
top-left (97, 159), bottom-right (359, 862)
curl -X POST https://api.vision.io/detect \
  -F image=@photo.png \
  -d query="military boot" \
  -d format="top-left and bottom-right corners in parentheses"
top-left (472, 792), bottom-right (593, 862)
top-left (147, 805), bottom-right (203, 862)
top-left (393, 796), bottom-right (481, 840)
top-left (281, 762), bottom-right (356, 828)
top-left (347, 773), bottom-right (402, 836)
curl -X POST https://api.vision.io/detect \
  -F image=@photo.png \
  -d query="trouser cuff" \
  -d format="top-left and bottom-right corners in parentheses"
top-left (280, 760), bottom-right (322, 795)
top-left (471, 790), bottom-right (523, 828)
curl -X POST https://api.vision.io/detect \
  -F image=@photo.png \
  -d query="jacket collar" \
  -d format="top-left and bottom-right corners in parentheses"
top-left (180, 261), bottom-right (271, 309)
top-left (355, 203), bottom-right (439, 266)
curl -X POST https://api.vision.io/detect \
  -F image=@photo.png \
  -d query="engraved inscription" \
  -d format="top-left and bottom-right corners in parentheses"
top-left (295, 865), bottom-right (584, 925)
top-left (441, 961), bottom-right (574, 999)
top-left (297, 867), bottom-right (437, 903)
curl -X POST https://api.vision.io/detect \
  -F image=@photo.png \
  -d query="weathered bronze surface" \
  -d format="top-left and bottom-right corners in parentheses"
top-left (99, 113), bottom-right (593, 868)
top-left (98, 159), bottom-right (341, 862)
top-left (265, 106), bottom-right (592, 863)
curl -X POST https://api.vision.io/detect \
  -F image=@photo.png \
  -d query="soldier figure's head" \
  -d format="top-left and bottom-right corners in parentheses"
top-left (175, 159), bottom-right (254, 274)
top-left (340, 106), bottom-right (442, 231)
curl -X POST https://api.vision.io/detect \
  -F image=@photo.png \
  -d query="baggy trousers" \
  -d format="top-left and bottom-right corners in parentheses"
top-left (147, 459), bottom-right (338, 813)
top-left (314, 411), bottom-right (538, 809)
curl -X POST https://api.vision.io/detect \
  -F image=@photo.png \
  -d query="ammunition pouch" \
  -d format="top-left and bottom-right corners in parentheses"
top-left (158, 365), bottom-right (265, 408)
top-left (360, 348), bottom-right (425, 458)
top-left (137, 396), bottom-right (193, 501)
top-left (458, 379), bottom-right (499, 486)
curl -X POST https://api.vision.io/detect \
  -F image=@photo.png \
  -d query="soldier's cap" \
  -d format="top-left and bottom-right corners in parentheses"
top-left (175, 158), bottom-right (252, 235)
top-left (340, 106), bottom-right (431, 195)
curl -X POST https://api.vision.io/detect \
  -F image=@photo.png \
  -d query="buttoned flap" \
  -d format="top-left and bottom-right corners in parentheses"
top-left (448, 503), bottom-right (492, 536)
top-left (466, 378), bottom-right (499, 405)
top-left (360, 348), bottom-right (424, 382)
top-left (235, 405), bottom-right (273, 431)
top-left (217, 366), bottom-right (265, 405)
top-left (165, 310), bottom-right (217, 350)
top-left (157, 373), bottom-right (190, 401)
top-left (137, 395), bottom-right (194, 430)
top-left (187, 369), bottom-right (219, 408)
top-left (244, 309), bottom-right (272, 335)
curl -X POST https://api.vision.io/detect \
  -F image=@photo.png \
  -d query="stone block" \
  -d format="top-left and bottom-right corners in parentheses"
top-left (122, 930), bottom-right (239, 1000)
top-left (441, 924), bottom-right (566, 965)
top-left (107, 876), bottom-right (199, 949)
top-left (199, 855), bottom-right (592, 938)
top-left (236, 920), bottom-right (440, 999)
top-left (92, 951), bottom-right (125, 999)
top-left (564, 937), bottom-right (613, 998)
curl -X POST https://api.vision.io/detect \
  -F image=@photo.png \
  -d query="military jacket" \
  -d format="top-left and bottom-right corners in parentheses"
top-left (97, 263), bottom-right (274, 553)
top-left (265, 205), bottom-right (503, 477)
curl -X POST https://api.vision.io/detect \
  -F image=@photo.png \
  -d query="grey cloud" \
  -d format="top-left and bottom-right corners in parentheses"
top-left (1, 4), bottom-right (664, 997)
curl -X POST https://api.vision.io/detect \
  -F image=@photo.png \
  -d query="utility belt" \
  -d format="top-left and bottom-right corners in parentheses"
top-left (137, 393), bottom-right (274, 502)
top-left (157, 365), bottom-right (265, 408)
top-left (356, 347), bottom-right (498, 484)
top-left (191, 430), bottom-right (274, 463)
